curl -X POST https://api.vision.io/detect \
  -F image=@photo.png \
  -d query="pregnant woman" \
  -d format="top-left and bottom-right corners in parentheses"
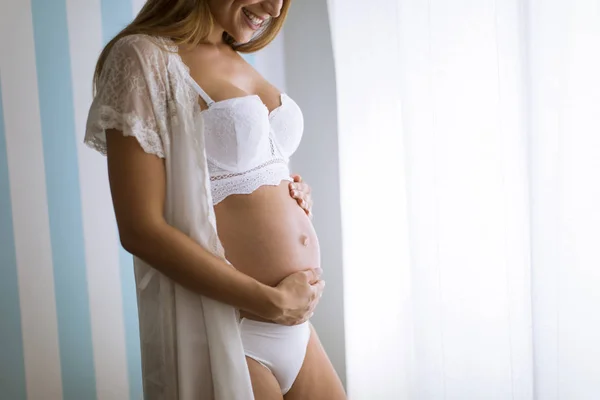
top-left (85, 0), bottom-right (346, 399)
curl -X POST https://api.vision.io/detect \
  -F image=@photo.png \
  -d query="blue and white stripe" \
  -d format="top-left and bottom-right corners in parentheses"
top-left (32, 1), bottom-right (97, 398)
top-left (0, 0), bottom-right (146, 398)
top-left (0, 71), bottom-right (28, 400)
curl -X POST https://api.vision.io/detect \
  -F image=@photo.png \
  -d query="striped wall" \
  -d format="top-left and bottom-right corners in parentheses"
top-left (0, 1), bottom-right (283, 399)
top-left (0, 1), bottom-right (147, 399)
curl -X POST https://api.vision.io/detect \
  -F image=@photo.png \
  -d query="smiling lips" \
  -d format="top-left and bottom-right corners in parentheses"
top-left (242, 7), bottom-right (269, 28)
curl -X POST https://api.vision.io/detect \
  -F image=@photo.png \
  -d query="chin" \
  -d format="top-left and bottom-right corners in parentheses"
top-left (227, 30), bottom-right (254, 45)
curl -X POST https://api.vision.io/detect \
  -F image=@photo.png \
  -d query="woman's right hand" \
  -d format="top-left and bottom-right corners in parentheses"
top-left (270, 268), bottom-right (325, 326)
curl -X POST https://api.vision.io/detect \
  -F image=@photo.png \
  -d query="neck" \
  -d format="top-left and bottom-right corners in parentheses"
top-left (206, 23), bottom-right (226, 45)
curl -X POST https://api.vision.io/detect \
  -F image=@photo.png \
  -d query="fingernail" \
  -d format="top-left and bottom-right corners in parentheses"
top-left (291, 183), bottom-right (297, 190)
top-left (292, 190), bottom-right (298, 197)
top-left (316, 268), bottom-right (323, 276)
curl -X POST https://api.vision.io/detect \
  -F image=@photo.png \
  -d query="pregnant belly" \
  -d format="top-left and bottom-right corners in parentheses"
top-left (214, 181), bottom-right (321, 293)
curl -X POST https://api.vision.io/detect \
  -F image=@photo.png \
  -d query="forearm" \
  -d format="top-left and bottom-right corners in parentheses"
top-left (121, 220), bottom-right (280, 319)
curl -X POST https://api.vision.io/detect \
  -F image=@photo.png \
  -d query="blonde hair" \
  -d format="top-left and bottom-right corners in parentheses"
top-left (93, 0), bottom-right (291, 89)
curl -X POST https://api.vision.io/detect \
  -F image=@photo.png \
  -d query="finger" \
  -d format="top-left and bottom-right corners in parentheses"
top-left (303, 268), bottom-right (323, 283)
top-left (315, 268), bottom-right (324, 279)
top-left (301, 269), bottom-right (317, 283)
top-left (290, 181), bottom-right (310, 193)
top-left (297, 314), bottom-right (312, 325)
top-left (291, 191), bottom-right (309, 210)
top-left (305, 198), bottom-right (313, 212)
top-left (290, 184), bottom-right (309, 199)
top-left (293, 185), bottom-right (312, 212)
top-left (311, 280), bottom-right (326, 296)
top-left (290, 185), bottom-right (304, 200)
top-left (298, 198), bottom-right (309, 211)
top-left (295, 182), bottom-right (310, 194)
top-left (292, 174), bottom-right (303, 183)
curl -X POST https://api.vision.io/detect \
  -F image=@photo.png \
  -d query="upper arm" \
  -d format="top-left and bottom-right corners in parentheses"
top-left (105, 130), bottom-right (166, 243)
top-left (84, 35), bottom-right (170, 244)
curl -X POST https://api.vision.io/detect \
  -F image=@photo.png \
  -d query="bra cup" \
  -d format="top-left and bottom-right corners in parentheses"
top-left (203, 101), bottom-right (271, 172)
top-left (270, 97), bottom-right (304, 159)
top-left (235, 107), bottom-right (271, 170)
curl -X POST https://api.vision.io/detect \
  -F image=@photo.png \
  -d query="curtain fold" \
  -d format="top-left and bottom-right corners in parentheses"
top-left (529, 0), bottom-right (600, 398)
top-left (396, 0), bottom-right (533, 398)
top-left (329, 0), bottom-right (600, 398)
top-left (328, 0), bottom-right (413, 397)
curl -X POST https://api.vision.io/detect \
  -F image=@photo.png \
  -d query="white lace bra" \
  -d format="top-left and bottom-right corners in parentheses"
top-left (187, 77), bottom-right (304, 204)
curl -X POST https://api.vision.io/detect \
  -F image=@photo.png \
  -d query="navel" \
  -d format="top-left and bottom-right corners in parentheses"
top-left (300, 234), bottom-right (310, 247)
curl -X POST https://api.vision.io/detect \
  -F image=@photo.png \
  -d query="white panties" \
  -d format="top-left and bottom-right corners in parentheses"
top-left (239, 319), bottom-right (311, 394)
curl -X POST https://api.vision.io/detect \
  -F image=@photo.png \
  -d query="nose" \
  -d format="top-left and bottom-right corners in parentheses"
top-left (262, 0), bottom-right (283, 18)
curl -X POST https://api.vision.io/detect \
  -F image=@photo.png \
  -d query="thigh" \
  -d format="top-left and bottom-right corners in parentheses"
top-left (284, 324), bottom-right (347, 400)
top-left (246, 357), bottom-right (283, 400)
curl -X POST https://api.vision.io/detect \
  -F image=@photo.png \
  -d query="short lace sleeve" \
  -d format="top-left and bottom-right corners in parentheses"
top-left (85, 35), bottom-right (169, 158)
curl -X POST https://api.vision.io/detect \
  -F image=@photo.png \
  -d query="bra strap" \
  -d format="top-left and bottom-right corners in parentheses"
top-left (187, 75), bottom-right (215, 107)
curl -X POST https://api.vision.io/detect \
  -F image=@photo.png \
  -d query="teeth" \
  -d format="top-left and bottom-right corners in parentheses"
top-left (243, 8), bottom-right (264, 26)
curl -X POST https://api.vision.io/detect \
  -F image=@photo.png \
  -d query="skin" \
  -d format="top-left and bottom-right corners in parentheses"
top-left (107, 0), bottom-right (344, 398)
top-left (192, 2), bottom-right (346, 398)
top-left (106, 132), bottom-right (323, 325)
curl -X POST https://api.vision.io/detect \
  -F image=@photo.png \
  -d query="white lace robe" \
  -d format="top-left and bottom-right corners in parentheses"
top-left (85, 34), bottom-right (254, 400)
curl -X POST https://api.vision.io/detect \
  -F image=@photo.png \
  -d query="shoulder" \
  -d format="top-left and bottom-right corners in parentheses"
top-left (114, 34), bottom-right (172, 52)
top-left (107, 34), bottom-right (175, 68)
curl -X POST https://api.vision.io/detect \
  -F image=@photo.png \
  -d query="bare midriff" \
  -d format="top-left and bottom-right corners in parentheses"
top-left (214, 181), bottom-right (321, 322)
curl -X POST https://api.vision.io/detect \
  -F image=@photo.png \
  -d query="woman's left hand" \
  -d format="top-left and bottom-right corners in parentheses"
top-left (289, 174), bottom-right (313, 218)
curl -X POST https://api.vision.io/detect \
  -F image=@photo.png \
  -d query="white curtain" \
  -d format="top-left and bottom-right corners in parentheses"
top-left (329, 0), bottom-right (600, 398)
